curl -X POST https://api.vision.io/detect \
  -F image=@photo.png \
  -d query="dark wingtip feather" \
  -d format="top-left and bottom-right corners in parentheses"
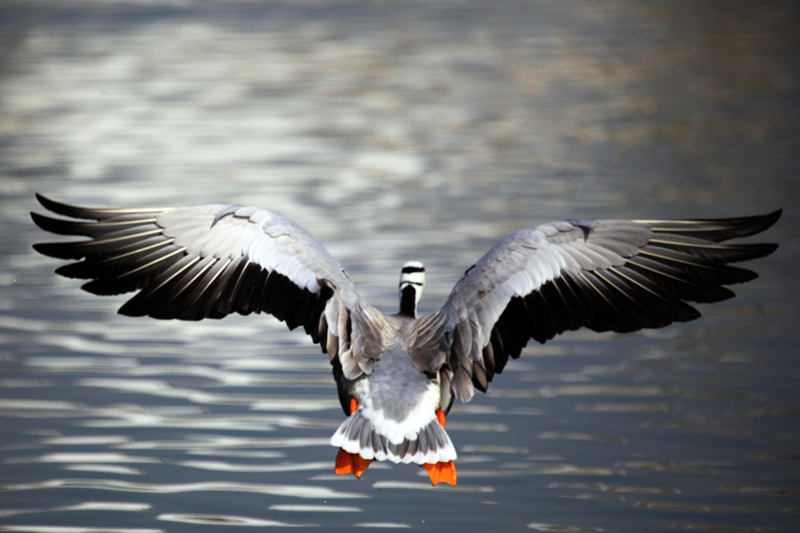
top-left (34, 193), bottom-right (167, 221)
top-left (117, 302), bottom-right (148, 317)
top-left (35, 193), bottom-right (61, 213)
top-left (734, 209), bottom-right (782, 241)
top-left (755, 242), bottom-right (779, 259)
top-left (645, 209), bottom-right (783, 242)
top-left (762, 209), bottom-right (782, 230)
top-left (726, 242), bottom-right (779, 265)
top-left (32, 210), bottom-right (93, 259)
top-left (31, 211), bottom-right (93, 236)
top-left (35, 193), bottom-right (102, 220)
top-left (32, 241), bottom-right (87, 260)
top-left (31, 211), bottom-right (58, 232)
top-left (55, 262), bottom-right (88, 279)
top-left (31, 241), bottom-right (53, 257)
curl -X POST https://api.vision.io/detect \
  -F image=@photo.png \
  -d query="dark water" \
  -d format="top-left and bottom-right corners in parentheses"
top-left (1, 1), bottom-right (799, 532)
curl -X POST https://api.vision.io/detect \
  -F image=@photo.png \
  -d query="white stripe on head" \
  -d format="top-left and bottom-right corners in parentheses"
top-left (400, 261), bottom-right (426, 291)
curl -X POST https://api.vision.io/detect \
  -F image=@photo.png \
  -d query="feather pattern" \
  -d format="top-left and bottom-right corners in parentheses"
top-left (31, 194), bottom-right (381, 380)
top-left (410, 211), bottom-right (781, 402)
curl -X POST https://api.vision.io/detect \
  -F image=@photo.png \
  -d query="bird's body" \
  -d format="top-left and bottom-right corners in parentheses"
top-left (31, 194), bottom-right (781, 485)
top-left (332, 314), bottom-right (456, 463)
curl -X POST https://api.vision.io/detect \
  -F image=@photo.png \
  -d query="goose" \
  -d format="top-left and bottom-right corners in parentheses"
top-left (31, 194), bottom-right (781, 486)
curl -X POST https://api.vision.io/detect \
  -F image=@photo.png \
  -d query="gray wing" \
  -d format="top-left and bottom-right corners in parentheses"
top-left (31, 194), bottom-right (383, 378)
top-left (410, 211), bottom-right (781, 404)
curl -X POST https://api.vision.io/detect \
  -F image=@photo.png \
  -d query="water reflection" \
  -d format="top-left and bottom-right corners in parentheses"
top-left (1, 479), bottom-right (367, 500)
top-left (574, 402), bottom-right (680, 412)
top-left (157, 513), bottom-right (302, 527)
top-left (116, 435), bottom-right (330, 451)
top-left (720, 486), bottom-right (800, 497)
top-left (537, 431), bottom-right (628, 443)
top-left (370, 481), bottom-right (493, 493)
top-left (670, 526), bottom-right (764, 532)
top-left (635, 501), bottom-right (765, 513)
top-left (0, 502), bottom-right (152, 518)
top-left (0, 525), bottom-right (164, 533)
top-left (617, 461), bottom-right (731, 475)
top-left (268, 504), bottom-right (361, 512)
top-left (548, 482), bottom-right (680, 495)
top-left (6, 452), bottom-right (159, 465)
top-left (351, 523), bottom-right (412, 529)
top-left (527, 524), bottom-right (604, 532)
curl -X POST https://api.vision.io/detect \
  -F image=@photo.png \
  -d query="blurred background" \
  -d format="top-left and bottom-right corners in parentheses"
top-left (1, 1), bottom-right (798, 532)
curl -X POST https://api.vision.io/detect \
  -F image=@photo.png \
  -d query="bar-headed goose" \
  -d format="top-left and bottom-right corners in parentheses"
top-left (31, 194), bottom-right (781, 486)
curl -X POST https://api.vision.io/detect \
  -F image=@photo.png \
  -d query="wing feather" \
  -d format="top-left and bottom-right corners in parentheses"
top-left (412, 211), bottom-right (781, 403)
top-left (32, 194), bottom-right (383, 379)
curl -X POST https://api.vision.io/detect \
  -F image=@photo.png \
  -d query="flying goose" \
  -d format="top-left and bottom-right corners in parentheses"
top-left (31, 194), bottom-right (781, 486)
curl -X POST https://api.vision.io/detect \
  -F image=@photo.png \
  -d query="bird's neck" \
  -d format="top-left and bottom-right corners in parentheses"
top-left (398, 285), bottom-right (417, 318)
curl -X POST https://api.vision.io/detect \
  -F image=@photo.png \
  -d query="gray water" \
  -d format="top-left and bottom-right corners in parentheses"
top-left (1, 1), bottom-right (799, 532)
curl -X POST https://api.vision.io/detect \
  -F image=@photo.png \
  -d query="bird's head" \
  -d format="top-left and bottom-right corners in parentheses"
top-left (398, 261), bottom-right (426, 317)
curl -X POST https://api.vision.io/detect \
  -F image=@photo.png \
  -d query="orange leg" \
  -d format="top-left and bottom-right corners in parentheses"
top-left (424, 410), bottom-right (457, 486)
top-left (334, 397), bottom-right (373, 479)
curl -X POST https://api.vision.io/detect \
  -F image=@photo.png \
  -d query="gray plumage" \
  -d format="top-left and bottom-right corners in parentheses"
top-left (410, 214), bottom-right (780, 403)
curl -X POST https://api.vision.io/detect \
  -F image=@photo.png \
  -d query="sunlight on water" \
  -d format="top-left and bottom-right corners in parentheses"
top-left (1, 479), bottom-right (368, 499)
top-left (157, 513), bottom-right (302, 527)
top-left (116, 435), bottom-right (331, 450)
top-left (0, 526), bottom-right (164, 533)
top-left (6, 453), bottom-right (160, 464)
top-left (670, 526), bottom-right (765, 532)
top-left (352, 524), bottom-right (412, 529)
top-left (268, 504), bottom-right (361, 512)
top-left (0, 502), bottom-right (151, 519)
top-left (528, 524), bottom-right (604, 532)
top-left (175, 460), bottom-right (332, 473)
top-left (61, 465), bottom-right (145, 476)
top-left (548, 482), bottom-right (680, 495)
top-left (371, 481), bottom-right (494, 493)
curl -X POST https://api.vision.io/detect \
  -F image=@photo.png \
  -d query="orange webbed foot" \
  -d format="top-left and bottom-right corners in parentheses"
top-left (334, 397), bottom-right (373, 479)
top-left (335, 448), bottom-right (373, 478)
top-left (424, 460), bottom-right (457, 486)
top-left (423, 410), bottom-right (457, 485)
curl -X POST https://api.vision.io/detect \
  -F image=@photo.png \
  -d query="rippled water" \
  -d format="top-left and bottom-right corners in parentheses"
top-left (1, 1), bottom-right (799, 532)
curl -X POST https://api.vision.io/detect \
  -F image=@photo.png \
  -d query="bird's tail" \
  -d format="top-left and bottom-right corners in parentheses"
top-left (330, 405), bottom-right (457, 485)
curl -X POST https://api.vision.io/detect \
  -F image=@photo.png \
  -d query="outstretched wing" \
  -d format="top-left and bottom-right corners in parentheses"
top-left (31, 194), bottom-right (383, 378)
top-left (410, 211), bottom-right (781, 404)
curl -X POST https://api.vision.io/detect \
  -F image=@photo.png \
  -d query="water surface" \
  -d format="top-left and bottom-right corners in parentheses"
top-left (1, 1), bottom-right (798, 532)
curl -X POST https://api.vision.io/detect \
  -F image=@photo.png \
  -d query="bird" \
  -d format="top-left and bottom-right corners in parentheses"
top-left (31, 194), bottom-right (781, 486)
